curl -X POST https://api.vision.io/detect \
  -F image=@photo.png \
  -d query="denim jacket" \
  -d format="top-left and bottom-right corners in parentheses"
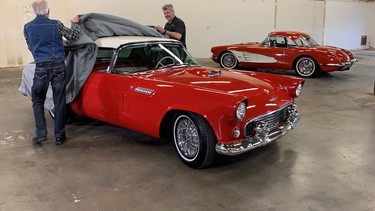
top-left (24, 15), bottom-right (81, 63)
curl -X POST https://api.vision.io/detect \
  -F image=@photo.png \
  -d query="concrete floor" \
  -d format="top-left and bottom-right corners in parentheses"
top-left (0, 51), bottom-right (374, 211)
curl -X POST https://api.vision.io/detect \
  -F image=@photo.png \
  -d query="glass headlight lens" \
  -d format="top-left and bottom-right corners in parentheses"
top-left (296, 83), bottom-right (303, 97)
top-left (236, 101), bottom-right (246, 120)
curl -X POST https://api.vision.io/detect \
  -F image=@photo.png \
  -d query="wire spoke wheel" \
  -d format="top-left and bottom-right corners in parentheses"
top-left (175, 116), bottom-right (200, 160)
top-left (173, 112), bottom-right (216, 169)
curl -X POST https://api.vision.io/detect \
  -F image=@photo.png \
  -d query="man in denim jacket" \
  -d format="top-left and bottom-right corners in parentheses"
top-left (24, 0), bottom-right (80, 145)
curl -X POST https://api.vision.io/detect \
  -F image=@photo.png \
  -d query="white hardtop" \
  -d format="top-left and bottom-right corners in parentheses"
top-left (95, 36), bottom-right (178, 48)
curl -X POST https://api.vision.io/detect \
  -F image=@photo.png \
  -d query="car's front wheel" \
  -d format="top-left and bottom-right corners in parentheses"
top-left (173, 112), bottom-right (216, 169)
top-left (294, 56), bottom-right (320, 77)
top-left (219, 51), bottom-right (239, 69)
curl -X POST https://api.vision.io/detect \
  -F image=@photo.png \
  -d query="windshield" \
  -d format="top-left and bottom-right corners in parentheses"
top-left (112, 42), bottom-right (198, 74)
top-left (296, 36), bottom-right (320, 47)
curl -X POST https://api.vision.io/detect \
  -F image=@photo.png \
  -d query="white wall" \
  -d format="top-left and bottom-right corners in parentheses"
top-left (0, 0), bottom-right (374, 67)
top-left (64, 0), bottom-right (277, 59)
top-left (276, 0), bottom-right (326, 44)
top-left (324, 1), bottom-right (374, 49)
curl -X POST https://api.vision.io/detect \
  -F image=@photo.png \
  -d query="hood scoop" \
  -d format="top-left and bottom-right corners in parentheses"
top-left (207, 69), bottom-right (222, 77)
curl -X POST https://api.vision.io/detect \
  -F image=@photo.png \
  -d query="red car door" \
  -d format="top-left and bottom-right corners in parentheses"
top-left (252, 36), bottom-right (288, 69)
top-left (75, 70), bottom-right (132, 125)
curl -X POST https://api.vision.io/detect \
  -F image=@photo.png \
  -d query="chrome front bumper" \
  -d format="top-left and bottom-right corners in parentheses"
top-left (215, 106), bottom-right (300, 156)
top-left (325, 58), bottom-right (358, 71)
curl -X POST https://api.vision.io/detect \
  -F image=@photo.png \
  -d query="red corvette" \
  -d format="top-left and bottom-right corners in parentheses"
top-left (211, 31), bottom-right (358, 77)
top-left (22, 36), bottom-right (304, 168)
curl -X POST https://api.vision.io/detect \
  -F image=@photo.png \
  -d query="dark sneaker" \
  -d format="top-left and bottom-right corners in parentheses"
top-left (55, 137), bottom-right (66, 145)
top-left (32, 137), bottom-right (47, 144)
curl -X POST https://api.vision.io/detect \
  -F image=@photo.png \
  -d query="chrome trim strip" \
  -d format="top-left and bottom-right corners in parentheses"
top-left (230, 50), bottom-right (277, 63)
top-left (133, 87), bottom-right (154, 95)
top-left (208, 70), bottom-right (222, 76)
top-left (215, 104), bottom-right (300, 156)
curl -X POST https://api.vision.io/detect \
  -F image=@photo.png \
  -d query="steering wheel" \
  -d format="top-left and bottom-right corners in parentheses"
top-left (155, 56), bottom-right (174, 68)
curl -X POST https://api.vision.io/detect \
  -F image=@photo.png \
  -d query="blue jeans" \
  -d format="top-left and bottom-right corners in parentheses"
top-left (31, 60), bottom-right (66, 139)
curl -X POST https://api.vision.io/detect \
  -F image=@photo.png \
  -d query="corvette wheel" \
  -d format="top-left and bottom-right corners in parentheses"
top-left (173, 112), bottom-right (216, 169)
top-left (219, 52), bottom-right (239, 69)
top-left (295, 57), bottom-right (320, 78)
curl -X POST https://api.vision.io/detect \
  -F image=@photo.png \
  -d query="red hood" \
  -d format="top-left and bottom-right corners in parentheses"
top-left (145, 66), bottom-right (276, 96)
top-left (313, 45), bottom-right (353, 61)
top-left (315, 45), bottom-right (345, 52)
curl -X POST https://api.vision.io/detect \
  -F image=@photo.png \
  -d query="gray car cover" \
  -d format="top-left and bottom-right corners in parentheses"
top-left (19, 13), bottom-right (165, 111)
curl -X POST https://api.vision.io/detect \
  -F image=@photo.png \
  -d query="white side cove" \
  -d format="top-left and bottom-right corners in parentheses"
top-left (230, 51), bottom-right (277, 63)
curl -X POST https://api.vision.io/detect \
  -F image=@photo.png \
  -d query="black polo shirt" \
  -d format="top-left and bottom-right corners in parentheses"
top-left (164, 16), bottom-right (186, 47)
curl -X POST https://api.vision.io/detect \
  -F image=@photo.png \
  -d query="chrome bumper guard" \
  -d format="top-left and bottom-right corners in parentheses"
top-left (215, 106), bottom-right (300, 156)
top-left (325, 58), bottom-right (358, 71)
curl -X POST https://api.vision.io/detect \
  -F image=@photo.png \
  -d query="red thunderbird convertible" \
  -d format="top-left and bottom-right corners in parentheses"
top-left (22, 36), bottom-right (304, 168)
top-left (211, 31), bottom-right (358, 77)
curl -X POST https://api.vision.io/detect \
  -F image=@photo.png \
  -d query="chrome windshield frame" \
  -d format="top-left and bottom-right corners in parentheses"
top-left (108, 41), bottom-right (199, 74)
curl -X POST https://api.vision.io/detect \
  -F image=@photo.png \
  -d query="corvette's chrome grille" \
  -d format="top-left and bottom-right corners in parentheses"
top-left (244, 105), bottom-right (292, 137)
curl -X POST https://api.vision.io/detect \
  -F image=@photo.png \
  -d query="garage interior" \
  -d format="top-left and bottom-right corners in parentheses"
top-left (1, 55), bottom-right (374, 210)
top-left (1, 0), bottom-right (375, 210)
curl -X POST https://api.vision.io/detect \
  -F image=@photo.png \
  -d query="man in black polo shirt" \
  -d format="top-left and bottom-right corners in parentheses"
top-left (155, 4), bottom-right (186, 47)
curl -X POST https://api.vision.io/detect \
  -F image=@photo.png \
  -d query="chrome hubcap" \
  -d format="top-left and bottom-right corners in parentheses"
top-left (175, 116), bottom-right (199, 160)
top-left (222, 53), bottom-right (236, 68)
top-left (297, 58), bottom-right (315, 76)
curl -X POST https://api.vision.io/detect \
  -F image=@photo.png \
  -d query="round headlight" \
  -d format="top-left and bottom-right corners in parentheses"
top-left (296, 83), bottom-right (303, 97)
top-left (236, 101), bottom-right (246, 120)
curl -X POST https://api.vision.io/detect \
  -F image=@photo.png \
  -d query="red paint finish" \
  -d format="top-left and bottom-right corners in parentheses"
top-left (70, 65), bottom-right (303, 145)
top-left (211, 31), bottom-right (357, 75)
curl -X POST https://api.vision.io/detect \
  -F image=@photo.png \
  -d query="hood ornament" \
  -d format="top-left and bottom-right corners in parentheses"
top-left (264, 89), bottom-right (277, 102)
top-left (269, 97), bottom-right (277, 102)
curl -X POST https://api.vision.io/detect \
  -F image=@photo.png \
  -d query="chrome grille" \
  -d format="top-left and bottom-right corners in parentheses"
top-left (244, 105), bottom-right (292, 137)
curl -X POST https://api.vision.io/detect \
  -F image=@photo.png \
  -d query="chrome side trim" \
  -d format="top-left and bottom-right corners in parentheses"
top-left (215, 105), bottom-right (300, 156)
top-left (208, 70), bottom-right (222, 76)
top-left (133, 87), bottom-right (154, 95)
top-left (230, 51), bottom-right (277, 63)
